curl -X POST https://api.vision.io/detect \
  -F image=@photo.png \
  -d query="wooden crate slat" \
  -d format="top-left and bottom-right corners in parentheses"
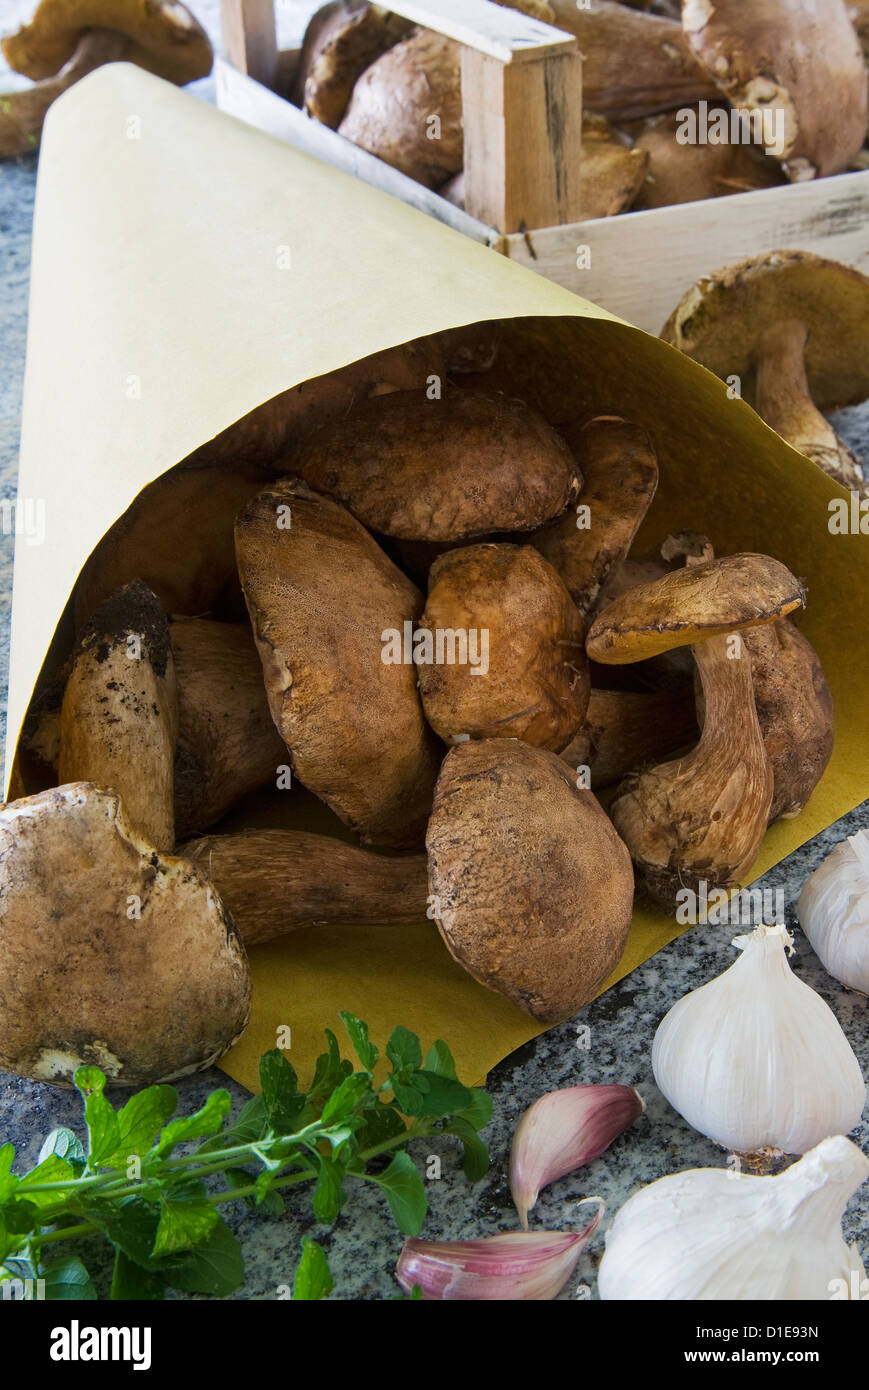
top-left (381, 0), bottom-right (576, 63)
top-left (220, 0), bottom-right (277, 88)
top-left (502, 172), bottom-right (869, 334)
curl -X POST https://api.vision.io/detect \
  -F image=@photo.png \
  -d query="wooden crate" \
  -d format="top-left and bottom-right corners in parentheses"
top-left (216, 0), bottom-right (869, 335)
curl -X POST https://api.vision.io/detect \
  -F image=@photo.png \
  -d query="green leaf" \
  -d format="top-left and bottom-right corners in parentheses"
top-left (152, 1189), bottom-right (219, 1258)
top-left (154, 1090), bottom-right (231, 1158)
top-left (309, 1029), bottom-right (353, 1101)
top-left (74, 1067), bottom-right (121, 1167)
top-left (110, 1249), bottom-right (165, 1301)
top-left (38, 1127), bottom-right (86, 1168)
top-left (161, 1218), bottom-right (244, 1297)
top-left (456, 1088), bottom-right (494, 1132)
top-left (259, 1050), bottom-right (306, 1134)
top-left (0, 1143), bottom-right (16, 1202)
top-left (340, 1012), bottom-right (379, 1072)
top-left (424, 1040), bottom-right (458, 1079)
top-left (40, 1254), bottom-right (97, 1301)
top-left (84, 1195), bottom-right (160, 1268)
top-left (373, 1152), bottom-right (426, 1236)
top-left (320, 1073), bottom-right (371, 1125)
top-left (197, 1094), bottom-right (268, 1154)
top-left (109, 1086), bottom-right (177, 1166)
top-left (312, 1156), bottom-right (345, 1224)
top-left (357, 1102), bottom-right (407, 1153)
top-left (445, 1117), bottom-right (490, 1182)
top-left (386, 1026), bottom-right (422, 1074)
top-left (390, 1071), bottom-right (472, 1119)
top-left (292, 1239), bottom-right (333, 1300)
top-left (18, 1155), bottom-right (78, 1209)
top-left (1, 1197), bottom-right (40, 1233)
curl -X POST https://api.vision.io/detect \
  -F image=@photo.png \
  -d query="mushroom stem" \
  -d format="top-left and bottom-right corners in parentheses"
top-left (184, 830), bottom-right (430, 947)
top-left (58, 582), bottom-right (178, 852)
top-left (754, 319), bottom-right (867, 493)
top-left (0, 29), bottom-right (128, 158)
top-left (611, 630), bottom-right (773, 910)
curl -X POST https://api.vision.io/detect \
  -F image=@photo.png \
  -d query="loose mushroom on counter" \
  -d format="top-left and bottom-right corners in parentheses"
top-left (662, 252), bottom-right (869, 493)
top-left (0, 784), bottom-right (250, 1087)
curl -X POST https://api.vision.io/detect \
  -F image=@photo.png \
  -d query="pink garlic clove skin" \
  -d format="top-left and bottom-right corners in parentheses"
top-left (510, 1084), bottom-right (644, 1229)
top-left (396, 1200), bottom-right (604, 1301)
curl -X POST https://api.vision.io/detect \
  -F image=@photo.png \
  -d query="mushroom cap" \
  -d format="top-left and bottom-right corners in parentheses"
top-left (0, 783), bottom-right (250, 1086)
top-left (292, 1), bottom-right (410, 129)
top-left (586, 552), bottom-right (806, 664)
top-left (293, 388), bottom-right (580, 542)
top-left (681, 0), bottom-right (867, 179)
top-left (234, 477), bottom-right (440, 849)
top-left (426, 739), bottom-right (634, 1023)
top-left (2, 0), bottom-right (213, 85)
top-left (662, 251), bottom-right (869, 413)
top-left (579, 113), bottom-right (649, 217)
top-left (338, 28), bottom-right (463, 188)
top-left (418, 543), bottom-right (589, 750)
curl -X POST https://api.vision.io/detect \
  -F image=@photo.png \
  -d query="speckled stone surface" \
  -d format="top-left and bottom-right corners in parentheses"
top-left (0, 2), bottom-right (867, 1301)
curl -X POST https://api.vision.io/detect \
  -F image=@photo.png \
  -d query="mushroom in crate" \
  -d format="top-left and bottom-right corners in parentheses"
top-left (662, 251), bottom-right (869, 492)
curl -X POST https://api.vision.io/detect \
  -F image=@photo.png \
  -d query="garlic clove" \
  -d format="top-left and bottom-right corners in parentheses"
top-left (599, 1136), bottom-right (869, 1301)
top-left (510, 1084), bottom-right (644, 1229)
top-left (798, 829), bottom-right (869, 994)
top-left (396, 1199), bottom-right (604, 1301)
top-left (652, 924), bottom-right (866, 1157)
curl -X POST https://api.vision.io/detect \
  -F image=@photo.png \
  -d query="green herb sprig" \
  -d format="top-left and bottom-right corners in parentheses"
top-left (0, 1012), bottom-right (492, 1301)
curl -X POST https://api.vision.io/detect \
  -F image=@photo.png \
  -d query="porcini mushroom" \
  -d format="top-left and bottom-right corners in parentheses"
top-left (577, 113), bottom-right (650, 217)
top-left (741, 619), bottom-right (835, 823)
top-left (58, 581), bottom-right (178, 852)
top-left (426, 739), bottom-right (634, 1022)
top-left (417, 543), bottom-right (588, 751)
top-left (661, 252), bottom-right (869, 492)
top-left (0, 783), bottom-right (250, 1086)
top-left (586, 552), bottom-right (806, 664)
top-left (2, 0), bottom-right (213, 85)
top-left (235, 478), bottom-right (440, 849)
top-left (185, 829), bottom-right (428, 947)
top-left (0, 29), bottom-right (128, 158)
top-left (631, 108), bottom-right (785, 209)
top-left (338, 27), bottom-right (463, 187)
top-left (291, 1), bottom-right (410, 128)
top-left (681, 0), bottom-right (867, 180)
top-left (533, 416), bottom-right (659, 616)
top-left (170, 617), bottom-right (287, 839)
top-left (293, 389), bottom-right (579, 542)
top-left (548, 0), bottom-right (718, 119)
top-left (595, 553), bottom-right (806, 908)
top-left (336, 1), bottom-right (554, 187)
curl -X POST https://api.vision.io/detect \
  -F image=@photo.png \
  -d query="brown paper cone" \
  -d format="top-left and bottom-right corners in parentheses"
top-left (7, 64), bottom-right (869, 1090)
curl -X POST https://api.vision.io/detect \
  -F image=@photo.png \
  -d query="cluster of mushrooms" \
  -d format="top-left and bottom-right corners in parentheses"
top-left (291, 0), bottom-right (869, 219)
top-left (2, 320), bottom-right (836, 1089)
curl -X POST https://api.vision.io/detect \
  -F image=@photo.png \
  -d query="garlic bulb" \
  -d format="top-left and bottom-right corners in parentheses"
top-left (598, 1136), bottom-right (869, 1301)
top-left (798, 830), bottom-right (869, 993)
top-left (652, 924), bottom-right (865, 1155)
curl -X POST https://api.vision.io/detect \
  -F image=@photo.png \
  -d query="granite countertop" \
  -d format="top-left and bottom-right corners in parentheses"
top-left (0, 2), bottom-right (867, 1301)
